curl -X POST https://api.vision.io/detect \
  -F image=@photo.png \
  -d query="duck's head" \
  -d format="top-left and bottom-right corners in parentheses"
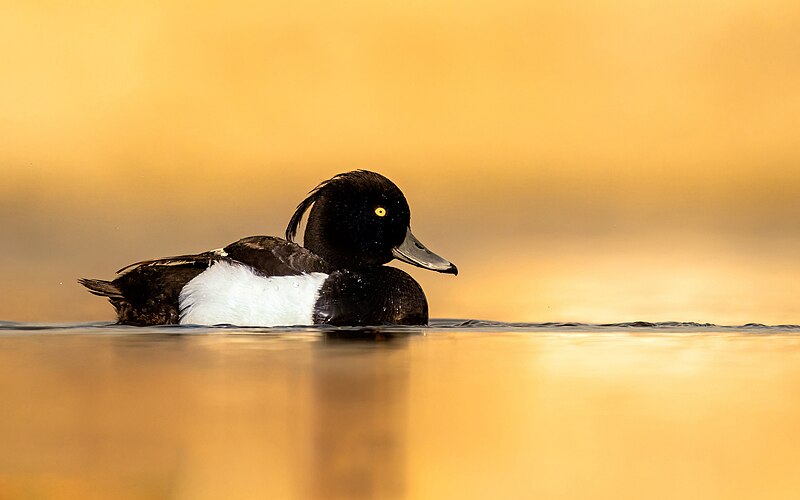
top-left (286, 170), bottom-right (458, 274)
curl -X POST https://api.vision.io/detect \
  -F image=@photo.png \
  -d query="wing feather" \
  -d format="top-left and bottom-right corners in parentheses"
top-left (116, 248), bottom-right (228, 275)
top-left (223, 236), bottom-right (330, 276)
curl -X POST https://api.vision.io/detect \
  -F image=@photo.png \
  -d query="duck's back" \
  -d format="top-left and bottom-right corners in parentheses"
top-left (80, 236), bottom-right (329, 326)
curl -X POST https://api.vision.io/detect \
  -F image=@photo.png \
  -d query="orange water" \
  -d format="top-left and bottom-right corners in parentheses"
top-left (1, 324), bottom-right (800, 499)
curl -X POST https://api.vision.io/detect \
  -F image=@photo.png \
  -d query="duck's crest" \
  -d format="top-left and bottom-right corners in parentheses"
top-left (285, 170), bottom-right (381, 242)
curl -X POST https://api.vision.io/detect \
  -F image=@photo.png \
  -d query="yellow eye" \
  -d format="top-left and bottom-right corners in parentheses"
top-left (374, 207), bottom-right (387, 217)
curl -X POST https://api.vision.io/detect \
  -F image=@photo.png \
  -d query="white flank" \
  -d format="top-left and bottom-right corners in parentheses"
top-left (179, 261), bottom-right (328, 326)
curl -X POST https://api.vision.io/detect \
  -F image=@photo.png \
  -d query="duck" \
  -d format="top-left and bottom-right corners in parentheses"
top-left (79, 170), bottom-right (457, 326)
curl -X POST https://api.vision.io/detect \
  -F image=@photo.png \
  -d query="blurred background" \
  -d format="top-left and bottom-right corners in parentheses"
top-left (1, 0), bottom-right (799, 324)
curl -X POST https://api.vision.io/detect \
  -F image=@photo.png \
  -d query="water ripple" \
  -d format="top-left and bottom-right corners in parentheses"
top-left (1, 318), bottom-right (799, 334)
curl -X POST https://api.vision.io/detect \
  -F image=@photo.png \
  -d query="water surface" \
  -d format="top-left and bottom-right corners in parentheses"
top-left (1, 320), bottom-right (800, 499)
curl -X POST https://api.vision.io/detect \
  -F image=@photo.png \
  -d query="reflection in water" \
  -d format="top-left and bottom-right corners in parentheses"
top-left (311, 332), bottom-right (413, 499)
top-left (1, 327), bottom-right (800, 499)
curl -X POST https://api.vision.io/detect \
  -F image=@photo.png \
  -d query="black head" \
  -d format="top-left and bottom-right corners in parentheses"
top-left (286, 170), bottom-right (409, 269)
top-left (286, 170), bottom-right (457, 274)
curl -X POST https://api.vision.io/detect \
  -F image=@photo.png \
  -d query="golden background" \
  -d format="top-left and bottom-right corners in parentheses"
top-left (2, 0), bottom-right (799, 324)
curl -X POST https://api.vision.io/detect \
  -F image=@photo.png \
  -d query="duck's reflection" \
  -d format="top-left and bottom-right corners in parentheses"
top-left (321, 327), bottom-right (412, 342)
top-left (309, 329), bottom-right (417, 499)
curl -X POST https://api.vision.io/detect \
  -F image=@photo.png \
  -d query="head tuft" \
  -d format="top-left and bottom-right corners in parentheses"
top-left (285, 170), bottom-right (399, 242)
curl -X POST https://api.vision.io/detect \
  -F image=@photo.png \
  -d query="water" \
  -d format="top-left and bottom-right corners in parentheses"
top-left (2, 320), bottom-right (800, 500)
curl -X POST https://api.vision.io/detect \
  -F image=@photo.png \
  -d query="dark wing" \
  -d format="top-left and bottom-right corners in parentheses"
top-left (222, 236), bottom-right (331, 276)
top-left (116, 250), bottom-right (225, 275)
top-left (115, 236), bottom-right (329, 277)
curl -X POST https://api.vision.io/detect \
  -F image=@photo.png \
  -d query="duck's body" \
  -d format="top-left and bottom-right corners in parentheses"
top-left (80, 171), bottom-right (455, 326)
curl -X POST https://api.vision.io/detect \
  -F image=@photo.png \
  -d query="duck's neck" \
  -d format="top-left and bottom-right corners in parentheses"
top-left (303, 220), bottom-right (387, 270)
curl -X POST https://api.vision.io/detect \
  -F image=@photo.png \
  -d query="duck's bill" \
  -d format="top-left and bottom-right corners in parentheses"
top-left (391, 228), bottom-right (458, 275)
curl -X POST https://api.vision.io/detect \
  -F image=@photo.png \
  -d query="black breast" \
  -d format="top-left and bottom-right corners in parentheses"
top-left (313, 267), bottom-right (429, 326)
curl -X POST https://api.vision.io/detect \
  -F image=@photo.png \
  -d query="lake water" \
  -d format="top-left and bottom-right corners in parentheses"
top-left (1, 320), bottom-right (800, 499)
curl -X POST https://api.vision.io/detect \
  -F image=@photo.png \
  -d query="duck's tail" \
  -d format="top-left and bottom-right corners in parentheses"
top-left (78, 278), bottom-right (124, 300)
